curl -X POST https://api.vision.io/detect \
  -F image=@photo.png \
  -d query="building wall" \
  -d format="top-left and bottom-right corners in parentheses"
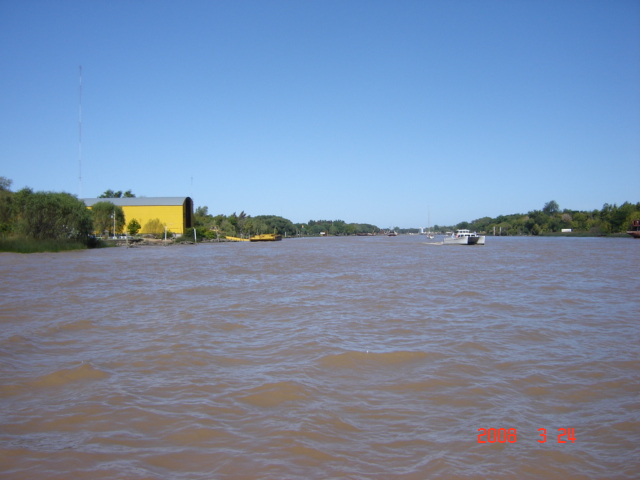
top-left (84, 197), bottom-right (193, 235)
top-left (122, 205), bottom-right (187, 234)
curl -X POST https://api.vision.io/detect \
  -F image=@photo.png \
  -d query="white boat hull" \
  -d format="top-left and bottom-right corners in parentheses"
top-left (443, 236), bottom-right (469, 245)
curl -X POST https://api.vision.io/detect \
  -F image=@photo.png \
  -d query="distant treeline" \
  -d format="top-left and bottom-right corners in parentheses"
top-left (197, 200), bottom-right (639, 238)
top-left (193, 207), bottom-right (379, 238)
top-left (430, 200), bottom-right (640, 236)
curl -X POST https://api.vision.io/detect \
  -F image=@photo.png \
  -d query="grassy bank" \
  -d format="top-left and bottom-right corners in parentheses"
top-left (0, 237), bottom-right (99, 253)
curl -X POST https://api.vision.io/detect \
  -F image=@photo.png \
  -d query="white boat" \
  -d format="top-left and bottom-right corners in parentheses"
top-left (420, 206), bottom-right (435, 238)
top-left (420, 227), bottom-right (435, 239)
top-left (443, 229), bottom-right (485, 245)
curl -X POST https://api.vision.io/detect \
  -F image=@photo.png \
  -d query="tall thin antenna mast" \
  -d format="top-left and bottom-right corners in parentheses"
top-left (78, 65), bottom-right (82, 198)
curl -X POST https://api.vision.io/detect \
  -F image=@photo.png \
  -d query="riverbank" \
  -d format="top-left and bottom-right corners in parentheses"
top-left (2, 231), bottom-right (634, 254)
top-left (535, 231), bottom-right (631, 238)
top-left (0, 237), bottom-right (92, 253)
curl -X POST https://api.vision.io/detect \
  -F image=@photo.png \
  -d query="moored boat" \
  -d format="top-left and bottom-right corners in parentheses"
top-left (627, 220), bottom-right (640, 239)
top-left (225, 232), bottom-right (282, 242)
top-left (250, 233), bottom-right (282, 242)
top-left (225, 236), bottom-right (250, 242)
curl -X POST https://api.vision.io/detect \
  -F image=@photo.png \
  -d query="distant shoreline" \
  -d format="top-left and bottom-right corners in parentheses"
top-left (1, 232), bottom-right (635, 254)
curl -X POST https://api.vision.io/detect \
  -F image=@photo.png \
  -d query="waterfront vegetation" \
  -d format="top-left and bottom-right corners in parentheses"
top-left (439, 200), bottom-right (640, 237)
top-left (0, 237), bottom-right (90, 253)
top-left (0, 177), bottom-right (106, 252)
top-left (196, 200), bottom-right (640, 239)
top-left (1, 175), bottom-right (638, 253)
top-left (91, 201), bottom-right (125, 236)
top-left (192, 207), bottom-right (379, 239)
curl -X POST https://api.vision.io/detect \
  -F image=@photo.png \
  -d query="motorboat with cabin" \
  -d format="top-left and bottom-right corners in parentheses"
top-left (443, 229), bottom-right (486, 245)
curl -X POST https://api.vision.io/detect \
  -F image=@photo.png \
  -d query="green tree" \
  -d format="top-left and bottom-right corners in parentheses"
top-left (127, 218), bottom-right (141, 235)
top-left (523, 218), bottom-right (536, 234)
top-left (0, 176), bottom-right (12, 191)
top-left (194, 205), bottom-right (217, 234)
top-left (560, 213), bottom-right (572, 229)
top-left (227, 213), bottom-right (239, 231)
top-left (547, 216), bottom-right (561, 232)
top-left (469, 216), bottom-right (492, 232)
top-left (142, 218), bottom-right (165, 235)
top-left (91, 201), bottom-right (125, 236)
top-left (13, 189), bottom-right (93, 243)
top-left (251, 215), bottom-right (295, 236)
top-left (543, 200), bottom-right (560, 215)
top-left (610, 202), bottom-right (637, 232)
top-left (194, 226), bottom-right (217, 240)
top-left (622, 205), bottom-right (640, 231)
top-left (219, 219), bottom-right (237, 237)
top-left (571, 212), bottom-right (588, 231)
top-left (98, 189), bottom-right (135, 198)
top-left (98, 189), bottom-right (118, 198)
top-left (212, 214), bottom-right (226, 227)
top-left (195, 206), bottom-right (208, 216)
top-left (495, 222), bottom-right (511, 235)
top-left (0, 177), bottom-right (13, 235)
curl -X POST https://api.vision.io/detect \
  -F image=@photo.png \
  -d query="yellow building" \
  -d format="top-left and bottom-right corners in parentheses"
top-left (83, 197), bottom-right (194, 235)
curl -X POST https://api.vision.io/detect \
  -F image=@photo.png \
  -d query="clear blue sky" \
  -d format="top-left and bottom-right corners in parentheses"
top-left (1, 1), bottom-right (639, 228)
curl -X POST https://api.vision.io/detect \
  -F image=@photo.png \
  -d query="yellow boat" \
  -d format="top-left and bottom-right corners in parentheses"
top-left (225, 233), bottom-right (282, 242)
top-left (249, 233), bottom-right (282, 242)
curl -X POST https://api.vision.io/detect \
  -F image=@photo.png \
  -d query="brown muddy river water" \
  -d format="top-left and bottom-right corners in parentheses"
top-left (1, 236), bottom-right (639, 479)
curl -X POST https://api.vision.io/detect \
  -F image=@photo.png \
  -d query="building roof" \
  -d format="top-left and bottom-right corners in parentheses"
top-left (82, 197), bottom-right (191, 207)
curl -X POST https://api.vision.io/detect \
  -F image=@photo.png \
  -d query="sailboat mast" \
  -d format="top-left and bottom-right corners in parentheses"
top-left (78, 65), bottom-right (82, 198)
